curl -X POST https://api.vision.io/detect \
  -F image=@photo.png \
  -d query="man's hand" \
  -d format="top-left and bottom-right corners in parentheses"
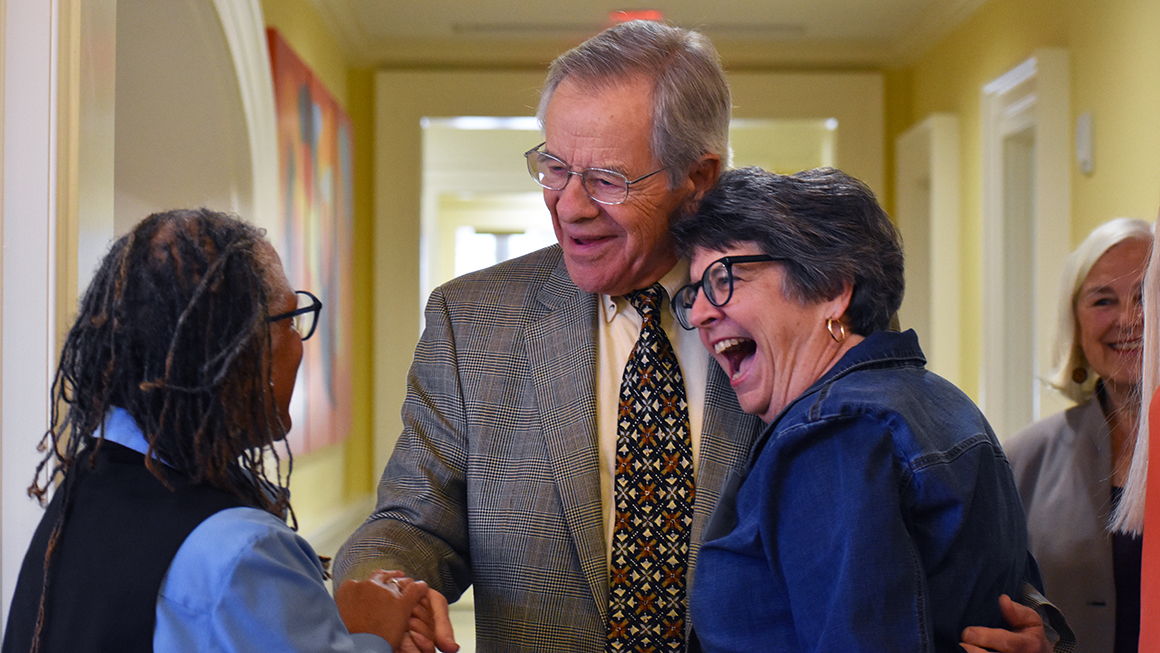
top-left (335, 570), bottom-right (428, 649)
top-left (398, 584), bottom-right (458, 653)
top-left (960, 594), bottom-right (1052, 653)
top-left (360, 570), bottom-right (459, 653)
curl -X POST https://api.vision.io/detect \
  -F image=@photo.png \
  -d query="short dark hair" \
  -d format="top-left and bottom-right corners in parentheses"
top-left (536, 20), bottom-right (731, 187)
top-left (672, 167), bottom-right (905, 336)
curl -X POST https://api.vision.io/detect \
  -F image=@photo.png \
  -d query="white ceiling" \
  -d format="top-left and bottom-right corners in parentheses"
top-left (312, 0), bottom-right (989, 68)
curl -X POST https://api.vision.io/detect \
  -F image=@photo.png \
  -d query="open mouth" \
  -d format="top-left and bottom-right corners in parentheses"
top-left (568, 233), bottom-right (613, 247)
top-left (714, 337), bottom-right (757, 381)
top-left (1109, 339), bottom-right (1142, 352)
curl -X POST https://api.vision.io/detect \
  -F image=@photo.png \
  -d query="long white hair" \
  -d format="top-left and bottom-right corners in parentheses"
top-left (1113, 219), bottom-right (1160, 535)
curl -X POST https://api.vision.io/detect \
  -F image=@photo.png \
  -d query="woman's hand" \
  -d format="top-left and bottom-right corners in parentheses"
top-left (335, 569), bottom-right (430, 649)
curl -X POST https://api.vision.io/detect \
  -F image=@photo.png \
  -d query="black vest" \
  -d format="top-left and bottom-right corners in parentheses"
top-left (3, 441), bottom-right (246, 653)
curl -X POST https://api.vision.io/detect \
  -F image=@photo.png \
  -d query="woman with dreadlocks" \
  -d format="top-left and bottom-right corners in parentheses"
top-left (2, 209), bottom-right (439, 653)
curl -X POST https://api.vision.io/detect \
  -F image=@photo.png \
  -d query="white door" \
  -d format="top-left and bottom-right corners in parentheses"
top-left (980, 49), bottom-right (1072, 440)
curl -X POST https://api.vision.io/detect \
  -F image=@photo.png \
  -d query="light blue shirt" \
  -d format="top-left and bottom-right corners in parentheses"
top-left (103, 408), bottom-right (392, 653)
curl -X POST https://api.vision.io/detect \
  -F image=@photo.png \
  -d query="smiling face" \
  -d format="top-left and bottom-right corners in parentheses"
top-left (541, 74), bottom-right (716, 296)
top-left (687, 243), bottom-right (853, 422)
top-left (1074, 238), bottom-right (1149, 393)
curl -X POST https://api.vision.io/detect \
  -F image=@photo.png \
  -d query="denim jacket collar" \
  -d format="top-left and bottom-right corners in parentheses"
top-left (757, 329), bottom-right (927, 450)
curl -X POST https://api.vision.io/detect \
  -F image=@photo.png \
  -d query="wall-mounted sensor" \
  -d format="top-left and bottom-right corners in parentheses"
top-left (1076, 112), bottom-right (1093, 175)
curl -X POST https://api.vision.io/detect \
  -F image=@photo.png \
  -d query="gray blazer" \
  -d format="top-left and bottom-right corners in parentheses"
top-left (335, 245), bottom-right (763, 652)
top-left (1004, 397), bottom-right (1115, 653)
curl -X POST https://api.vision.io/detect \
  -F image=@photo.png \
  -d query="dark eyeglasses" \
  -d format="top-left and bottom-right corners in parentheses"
top-left (671, 255), bottom-right (781, 330)
top-left (269, 290), bottom-right (323, 341)
top-left (524, 142), bottom-right (664, 205)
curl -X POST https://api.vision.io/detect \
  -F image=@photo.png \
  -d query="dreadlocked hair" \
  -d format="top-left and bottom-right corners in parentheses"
top-left (27, 208), bottom-right (295, 651)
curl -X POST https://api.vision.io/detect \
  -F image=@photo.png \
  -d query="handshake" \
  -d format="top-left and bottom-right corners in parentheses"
top-left (335, 570), bottom-right (459, 653)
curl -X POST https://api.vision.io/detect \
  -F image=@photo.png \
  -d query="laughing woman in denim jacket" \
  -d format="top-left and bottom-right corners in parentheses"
top-left (671, 167), bottom-right (1039, 653)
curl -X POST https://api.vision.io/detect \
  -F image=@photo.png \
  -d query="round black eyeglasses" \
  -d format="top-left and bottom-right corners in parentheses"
top-left (671, 255), bottom-right (781, 330)
top-left (269, 290), bottom-right (323, 341)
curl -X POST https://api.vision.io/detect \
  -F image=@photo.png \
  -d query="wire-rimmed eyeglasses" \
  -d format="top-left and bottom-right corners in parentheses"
top-left (524, 142), bottom-right (664, 206)
top-left (671, 255), bottom-right (782, 330)
top-left (269, 290), bottom-right (323, 341)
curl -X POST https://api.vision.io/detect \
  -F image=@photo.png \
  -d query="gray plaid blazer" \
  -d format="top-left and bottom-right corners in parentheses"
top-left (335, 245), bottom-right (762, 652)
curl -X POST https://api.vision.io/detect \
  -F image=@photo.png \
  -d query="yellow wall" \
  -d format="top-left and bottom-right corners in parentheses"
top-left (891, 0), bottom-right (1160, 398)
top-left (260, 0), bottom-right (377, 539)
top-left (260, 0), bottom-right (349, 103)
top-left (1069, 0), bottom-right (1160, 227)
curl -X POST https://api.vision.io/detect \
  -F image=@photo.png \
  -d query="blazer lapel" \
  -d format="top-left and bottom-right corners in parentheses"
top-left (526, 256), bottom-right (609, 616)
top-left (1076, 398), bottom-right (1114, 522)
top-left (690, 361), bottom-right (763, 575)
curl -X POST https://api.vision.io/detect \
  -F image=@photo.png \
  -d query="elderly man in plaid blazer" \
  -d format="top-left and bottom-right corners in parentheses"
top-left (335, 20), bottom-right (762, 653)
top-left (335, 18), bottom-right (1069, 653)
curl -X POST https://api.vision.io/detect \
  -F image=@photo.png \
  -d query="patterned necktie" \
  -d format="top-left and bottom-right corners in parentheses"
top-left (606, 284), bottom-right (695, 653)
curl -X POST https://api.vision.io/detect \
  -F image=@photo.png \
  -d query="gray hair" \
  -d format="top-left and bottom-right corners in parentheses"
top-left (1047, 217), bottom-right (1153, 403)
top-left (672, 166), bottom-right (904, 336)
top-left (535, 20), bottom-right (731, 187)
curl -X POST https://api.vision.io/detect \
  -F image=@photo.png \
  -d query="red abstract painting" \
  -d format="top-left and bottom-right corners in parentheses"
top-left (268, 28), bottom-right (353, 454)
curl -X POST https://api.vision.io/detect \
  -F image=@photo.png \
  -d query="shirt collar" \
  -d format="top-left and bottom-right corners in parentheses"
top-left (101, 407), bottom-right (172, 468)
top-left (600, 261), bottom-right (690, 323)
top-left (99, 408), bottom-right (279, 506)
top-left (101, 407), bottom-right (149, 454)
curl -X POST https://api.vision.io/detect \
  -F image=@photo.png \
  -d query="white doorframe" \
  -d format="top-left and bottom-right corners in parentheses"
top-left (210, 0), bottom-right (279, 229)
top-left (895, 113), bottom-right (961, 385)
top-left (1, 0), bottom-right (60, 626)
top-left (980, 49), bottom-right (1072, 439)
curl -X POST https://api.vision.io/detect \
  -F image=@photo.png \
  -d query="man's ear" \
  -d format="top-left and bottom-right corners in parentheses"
top-left (687, 153), bottom-right (722, 203)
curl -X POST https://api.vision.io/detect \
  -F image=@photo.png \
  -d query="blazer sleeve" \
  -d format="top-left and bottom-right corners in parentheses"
top-left (334, 283), bottom-right (473, 600)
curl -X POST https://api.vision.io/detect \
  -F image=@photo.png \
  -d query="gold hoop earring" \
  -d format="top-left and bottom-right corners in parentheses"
top-left (827, 318), bottom-right (846, 344)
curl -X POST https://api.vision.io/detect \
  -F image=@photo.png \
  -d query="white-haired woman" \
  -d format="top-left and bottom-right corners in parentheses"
top-left (1004, 217), bottom-right (1153, 653)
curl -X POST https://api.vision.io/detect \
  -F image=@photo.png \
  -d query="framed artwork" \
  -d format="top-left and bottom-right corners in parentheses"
top-left (267, 28), bottom-right (354, 454)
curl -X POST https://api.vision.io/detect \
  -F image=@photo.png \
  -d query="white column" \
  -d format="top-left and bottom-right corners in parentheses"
top-left (1, 0), bottom-right (60, 627)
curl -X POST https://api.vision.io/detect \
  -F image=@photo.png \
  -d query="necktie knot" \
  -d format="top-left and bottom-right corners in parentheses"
top-left (625, 284), bottom-right (664, 324)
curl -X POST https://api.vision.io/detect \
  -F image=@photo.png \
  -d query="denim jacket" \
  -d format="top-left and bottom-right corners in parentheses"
top-left (690, 329), bottom-right (1032, 652)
